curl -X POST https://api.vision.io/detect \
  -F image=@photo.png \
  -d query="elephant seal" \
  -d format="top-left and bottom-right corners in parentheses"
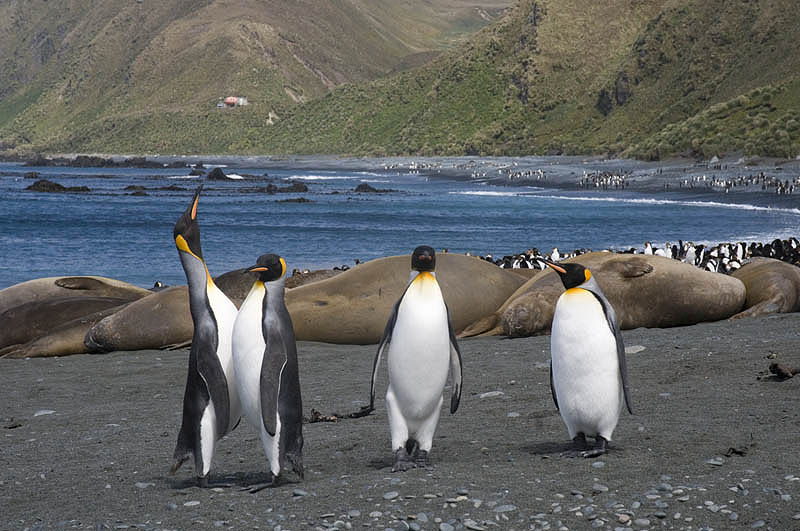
top-left (84, 286), bottom-right (193, 353)
top-left (730, 258), bottom-right (800, 319)
top-left (0, 304), bottom-right (125, 358)
top-left (0, 276), bottom-right (152, 314)
top-left (82, 256), bottom-right (523, 351)
top-left (0, 296), bottom-right (139, 350)
top-left (463, 252), bottom-right (746, 338)
top-left (81, 269), bottom-right (267, 353)
top-left (286, 253), bottom-right (525, 344)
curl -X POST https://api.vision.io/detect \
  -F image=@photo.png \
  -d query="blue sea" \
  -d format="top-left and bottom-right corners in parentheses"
top-left (1, 157), bottom-right (799, 290)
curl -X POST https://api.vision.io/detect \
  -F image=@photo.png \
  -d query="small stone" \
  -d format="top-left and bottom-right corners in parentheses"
top-left (348, 510), bottom-right (361, 518)
top-left (456, 488), bottom-right (469, 496)
top-left (479, 391), bottom-right (504, 399)
top-left (33, 410), bottom-right (55, 417)
top-left (439, 524), bottom-right (454, 531)
top-left (654, 512), bottom-right (666, 519)
top-left (729, 512), bottom-right (739, 521)
top-left (369, 511), bottom-right (382, 518)
top-left (464, 520), bottom-right (487, 531)
top-left (705, 457), bottom-right (725, 466)
top-left (625, 345), bottom-right (646, 354)
top-left (793, 513), bottom-right (800, 520)
top-left (617, 514), bottom-right (631, 524)
top-left (384, 491), bottom-right (399, 500)
top-left (134, 482), bottom-right (153, 489)
top-left (416, 513), bottom-right (428, 523)
top-left (673, 513), bottom-right (681, 520)
top-left (591, 520), bottom-right (604, 528)
top-left (631, 501), bottom-right (641, 509)
top-left (184, 501), bottom-right (200, 507)
top-left (507, 412), bottom-right (520, 418)
top-left (493, 504), bottom-right (516, 513)
top-left (633, 518), bottom-right (650, 527)
top-left (592, 484), bottom-right (609, 493)
top-left (781, 494), bottom-right (792, 501)
top-left (292, 489), bottom-right (309, 497)
top-left (677, 496), bottom-right (690, 502)
top-left (592, 461), bottom-right (605, 469)
top-left (166, 503), bottom-right (178, 511)
top-left (751, 521), bottom-right (765, 528)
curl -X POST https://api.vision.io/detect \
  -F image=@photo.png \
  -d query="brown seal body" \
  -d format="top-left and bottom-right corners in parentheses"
top-left (730, 257), bottom-right (800, 319)
top-left (286, 253), bottom-right (525, 344)
top-left (0, 276), bottom-right (151, 313)
top-left (84, 286), bottom-right (193, 353)
top-left (463, 252), bottom-right (747, 338)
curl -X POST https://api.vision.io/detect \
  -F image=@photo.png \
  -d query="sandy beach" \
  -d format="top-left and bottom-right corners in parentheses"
top-left (2, 312), bottom-right (799, 530)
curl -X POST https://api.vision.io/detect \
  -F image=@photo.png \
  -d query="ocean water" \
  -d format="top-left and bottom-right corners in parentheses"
top-left (1, 159), bottom-right (799, 290)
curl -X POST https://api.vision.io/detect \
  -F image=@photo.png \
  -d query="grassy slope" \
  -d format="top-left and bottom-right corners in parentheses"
top-left (0, 0), bottom-right (508, 153)
top-left (3, 0), bottom-right (799, 158)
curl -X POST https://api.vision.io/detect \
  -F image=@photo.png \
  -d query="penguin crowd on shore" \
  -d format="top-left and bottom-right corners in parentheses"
top-left (484, 236), bottom-right (800, 273)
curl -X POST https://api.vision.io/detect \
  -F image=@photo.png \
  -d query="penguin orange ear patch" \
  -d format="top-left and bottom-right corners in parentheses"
top-left (584, 269), bottom-right (592, 282)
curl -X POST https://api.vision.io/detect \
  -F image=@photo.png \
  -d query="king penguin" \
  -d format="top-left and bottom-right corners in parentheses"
top-left (170, 185), bottom-right (241, 487)
top-left (369, 245), bottom-right (463, 472)
top-left (232, 253), bottom-right (304, 491)
top-left (543, 260), bottom-right (632, 458)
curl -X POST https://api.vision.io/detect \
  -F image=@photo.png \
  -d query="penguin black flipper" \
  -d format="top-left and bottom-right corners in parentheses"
top-left (445, 304), bottom-right (463, 414)
top-left (585, 287), bottom-right (633, 415)
top-left (369, 285), bottom-right (409, 411)
top-left (260, 330), bottom-right (289, 438)
top-left (549, 363), bottom-right (559, 410)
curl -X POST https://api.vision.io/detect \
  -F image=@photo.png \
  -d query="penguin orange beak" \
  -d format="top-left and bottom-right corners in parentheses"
top-left (247, 266), bottom-right (268, 273)
top-left (542, 259), bottom-right (566, 274)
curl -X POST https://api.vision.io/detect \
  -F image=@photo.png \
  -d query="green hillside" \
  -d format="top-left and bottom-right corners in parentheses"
top-left (2, 0), bottom-right (799, 159)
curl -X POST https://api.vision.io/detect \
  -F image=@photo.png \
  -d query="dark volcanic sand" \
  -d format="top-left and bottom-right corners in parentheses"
top-left (2, 314), bottom-right (800, 530)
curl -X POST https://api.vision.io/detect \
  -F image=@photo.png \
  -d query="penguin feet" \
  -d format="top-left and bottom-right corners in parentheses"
top-left (392, 447), bottom-right (417, 472)
top-left (560, 434), bottom-right (588, 458)
top-left (197, 475), bottom-right (209, 488)
top-left (580, 436), bottom-right (608, 459)
top-left (246, 473), bottom-right (279, 493)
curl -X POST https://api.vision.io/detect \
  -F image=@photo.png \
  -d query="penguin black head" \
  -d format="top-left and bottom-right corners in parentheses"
top-left (247, 253), bottom-right (287, 282)
top-left (174, 185), bottom-right (204, 260)
top-left (411, 245), bottom-right (436, 272)
top-left (543, 260), bottom-right (592, 290)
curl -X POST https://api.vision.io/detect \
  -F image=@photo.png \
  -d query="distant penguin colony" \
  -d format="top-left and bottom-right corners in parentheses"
top-left (483, 236), bottom-right (800, 274)
top-left (170, 185), bottom-right (241, 487)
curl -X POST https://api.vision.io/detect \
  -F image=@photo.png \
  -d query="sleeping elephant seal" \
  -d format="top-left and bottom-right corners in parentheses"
top-left (0, 304), bottom-right (126, 358)
top-left (0, 296), bottom-right (140, 350)
top-left (84, 286), bottom-right (192, 353)
top-left (286, 253), bottom-right (526, 344)
top-left (82, 269), bottom-right (268, 352)
top-left (730, 257), bottom-right (800, 319)
top-left (465, 252), bottom-right (746, 338)
top-left (0, 276), bottom-right (152, 313)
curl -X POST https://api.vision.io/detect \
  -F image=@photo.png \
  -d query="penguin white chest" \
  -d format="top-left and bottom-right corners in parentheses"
top-left (232, 283), bottom-right (268, 428)
top-left (551, 288), bottom-right (622, 440)
top-left (387, 274), bottom-right (450, 416)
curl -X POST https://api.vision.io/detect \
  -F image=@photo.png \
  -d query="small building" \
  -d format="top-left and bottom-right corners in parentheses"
top-left (220, 96), bottom-right (248, 108)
